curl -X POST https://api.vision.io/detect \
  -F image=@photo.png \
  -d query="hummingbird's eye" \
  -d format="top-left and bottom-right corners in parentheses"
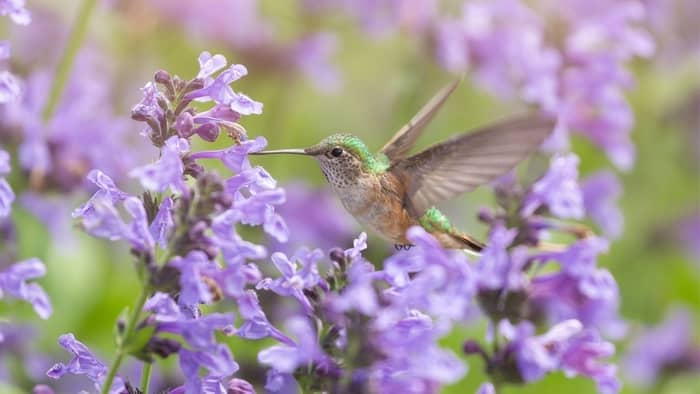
top-left (331, 147), bottom-right (343, 157)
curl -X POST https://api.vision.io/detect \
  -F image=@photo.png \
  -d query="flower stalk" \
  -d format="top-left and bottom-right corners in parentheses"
top-left (41, 0), bottom-right (98, 121)
top-left (101, 286), bottom-right (150, 394)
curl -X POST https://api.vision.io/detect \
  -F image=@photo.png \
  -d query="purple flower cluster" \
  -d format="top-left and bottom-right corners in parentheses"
top-left (250, 211), bottom-right (619, 392)
top-left (0, 37), bottom-right (148, 247)
top-left (475, 319), bottom-right (619, 393)
top-left (434, 0), bottom-right (654, 170)
top-left (0, 0), bottom-right (53, 353)
top-left (49, 52), bottom-right (285, 393)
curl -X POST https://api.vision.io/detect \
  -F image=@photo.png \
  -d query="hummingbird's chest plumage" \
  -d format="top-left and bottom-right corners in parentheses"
top-left (326, 170), bottom-right (415, 244)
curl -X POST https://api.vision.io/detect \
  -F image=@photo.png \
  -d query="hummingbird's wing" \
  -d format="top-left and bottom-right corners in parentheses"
top-left (394, 113), bottom-right (555, 215)
top-left (379, 79), bottom-right (461, 163)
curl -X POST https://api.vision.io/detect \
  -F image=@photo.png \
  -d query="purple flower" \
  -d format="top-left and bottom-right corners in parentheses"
top-left (179, 345), bottom-right (239, 393)
top-left (211, 209), bottom-right (268, 266)
top-left (645, 0), bottom-right (700, 63)
top-left (623, 308), bottom-right (700, 386)
top-left (264, 368), bottom-right (298, 393)
top-left (382, 227), bottom-right (476, 322)
top-left (196, 51), bottom-right (227, 79)
top-left (186, 56), bottom-right (263, 118)
top-left (131, 81), bottom-right (164, 127)
top-left (74, 190), bottom-right (157, 254)
top-left (435, 19), bottom-right (469, 73)
top-left (232, 188), bottom-right (289, 242)
top-left (212, 136), bottom-right (268, 173)
top-left (582, 171), bottom-right (623, 239)
top-left (32, 385), bottom-right (53, 394)
top-left (258, 316), bottom-right (328, 373)
top-left (228, 378), bottom-right (256, 394)
top-left (144, 292), bottom-right (244, 389)
top-left (72, 170), bottom-right (129, 220)
top-left (531, 237), bottom-right (626, 338)
top-left (2, 49), bottom-right (144, 190)
top-left (0, 0), bottom-right (31, 25)
top-left (190, 138), bottom-right (290, 244)
top-left (169, 251), bottom-right (217, 306)
top-left (235, 290), bottom-right (292, 345)
top-left (46, 334), bottom-right (124, 393)
top-left (325, 254), bottom-right (379, 316)
top-left (148, 304), bottom-right (234, 350)
top-left (560, 329), bottom-right (620, 394)
top-left (0, 147), bottom-right (9, 174)
top-left (475, 224), bottom-right (528, 291)
top-left (0, 175), bottom-right (14, 218)
top-left (476, 382), bottom-right (495, 394)
top-left (371, 310), bottom-right (466, 392)
top-left (123, 196), bottom-right (155, 252)
top-left (430, 0), bottom-right (650, 169)
top-left (0, 70), bottom-right (22, 103)
top-left (559, 61), bottom-right (636, 170)
top-left (499, 319), bottom-right (580, 381)
top-left (150, 197), bottom-right (174, 249)
top-left (522, 153), bottom-right (584, 219)
top-left (0, 41), bottom-right (9, 60)
top-left (257, 248), bottom-right (325, 314)
top-left (0, 258), bottom-right (51, 319)
top-left (497, 319), bottom-right (619, 393)
top-left (130, 136), bottom-right (188, 194)
top-left (292, 33), bottom-right (340, 92)
top-left (344, 231), bottom-right (367, 262)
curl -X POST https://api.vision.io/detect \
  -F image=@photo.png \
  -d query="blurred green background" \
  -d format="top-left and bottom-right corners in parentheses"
top-left (1, 1), bottom-right (699, 393)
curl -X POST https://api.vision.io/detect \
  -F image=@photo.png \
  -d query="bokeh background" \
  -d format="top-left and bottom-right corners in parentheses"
top-left (0, 0), bottom-right (698, 393)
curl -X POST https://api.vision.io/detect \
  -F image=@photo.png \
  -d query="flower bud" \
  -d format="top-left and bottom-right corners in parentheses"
top-left (154, 69), bottom-right (171, 85)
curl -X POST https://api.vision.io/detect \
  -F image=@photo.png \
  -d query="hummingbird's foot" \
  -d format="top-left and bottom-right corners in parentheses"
top-left (394, 244), bottom-right (414, 251)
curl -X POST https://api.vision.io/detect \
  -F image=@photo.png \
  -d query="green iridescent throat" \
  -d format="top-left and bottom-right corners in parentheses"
top-left (326, 134), bottom-right (390, 173)
top-left (419, 207), bottom-right (454, 233)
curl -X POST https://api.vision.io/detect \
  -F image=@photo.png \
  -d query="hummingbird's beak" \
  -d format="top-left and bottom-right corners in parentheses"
top-left (250, 148), bottom-right (309, 156)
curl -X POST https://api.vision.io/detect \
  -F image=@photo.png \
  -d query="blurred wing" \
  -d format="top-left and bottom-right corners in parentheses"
top-left (396, 113), bottom-right (555, 215)
top-left (380, 79), bottom-right (461, 163)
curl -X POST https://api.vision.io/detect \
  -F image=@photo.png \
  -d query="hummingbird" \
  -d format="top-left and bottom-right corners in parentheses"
top-left (251, 80), bottom-right (554, 252)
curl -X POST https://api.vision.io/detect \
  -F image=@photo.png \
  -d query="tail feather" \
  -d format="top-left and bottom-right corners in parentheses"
top-left (450, 232), bottom-right (485, 253)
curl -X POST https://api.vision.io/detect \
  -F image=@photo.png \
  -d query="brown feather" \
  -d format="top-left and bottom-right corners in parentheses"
top-left (393, 113), bottom-right (555, 216)
top-left (380, 79), bottom-right (461, 163)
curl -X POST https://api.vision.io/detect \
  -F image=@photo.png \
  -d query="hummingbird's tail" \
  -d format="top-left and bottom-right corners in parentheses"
top-left (450, 232), bottom-right (485, 253)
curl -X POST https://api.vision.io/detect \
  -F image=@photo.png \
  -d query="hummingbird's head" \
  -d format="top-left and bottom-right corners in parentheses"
top-left (304, 133), bottom-right (389, 188)
top-left (250, 133), bottom-right (390, 188)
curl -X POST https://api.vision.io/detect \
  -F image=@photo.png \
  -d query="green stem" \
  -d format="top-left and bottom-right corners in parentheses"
top-left (140, 362), bottom-right (153, 394)
top-left (101, 287), bottom-right (150, 394)
top-left (41, 0), bottom-right (98, 121)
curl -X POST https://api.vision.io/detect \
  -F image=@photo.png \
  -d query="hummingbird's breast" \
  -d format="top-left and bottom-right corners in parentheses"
top-left (333, 172), bottom-right (415, 244)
